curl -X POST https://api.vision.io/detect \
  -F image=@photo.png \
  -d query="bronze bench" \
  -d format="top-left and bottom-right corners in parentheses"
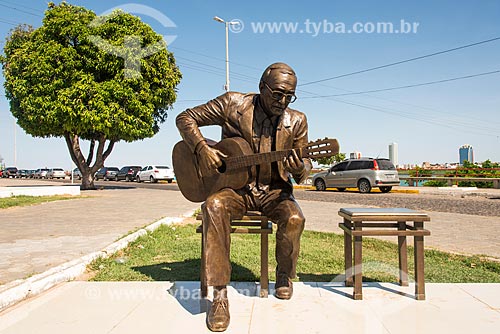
top-left (196, 211), bottom-right (273, 298)
top-left (338, 208), bottom-right (431, 300)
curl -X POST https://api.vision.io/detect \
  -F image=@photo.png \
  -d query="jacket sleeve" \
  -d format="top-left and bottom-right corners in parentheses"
top-left (175, 93), bottom-right (231, 153)
top-left (292, 112), bottom-right (312, 184)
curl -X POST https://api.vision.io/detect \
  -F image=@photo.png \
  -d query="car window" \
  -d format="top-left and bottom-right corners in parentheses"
top-left (331, 161), bottom-right (348, 172)
top-left (377, 159), bottom-right (396, 170)
top-left (156, 166), bottom-right (170, 169)
top-left (147, 166), bottom-right (153, 170)
top-left (346, 161), bottom-right (367, 170)
top-left (54, 168), bottom-right (64, 171)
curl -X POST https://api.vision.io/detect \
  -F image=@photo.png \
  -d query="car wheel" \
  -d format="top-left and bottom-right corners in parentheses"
top-left (136, 176), bottom-right (141, 183)
top-left (358, 179), bottom-right (372, 193)
top-left (379, 186), bottom-right (392, 193)
top-left (150, 176), bottom-right (157, 183)
top-left (337, 188), bottom-right (346, 192)
top-left (167, 179), bottom-right (173, 183)
top-left (315, 179), bottom-right (326, 191)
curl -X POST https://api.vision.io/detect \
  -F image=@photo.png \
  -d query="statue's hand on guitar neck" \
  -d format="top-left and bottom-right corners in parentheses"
top-left (283, 149), bottom-right (305, 175)
top-left (196, 142), bottom-right (228, 177)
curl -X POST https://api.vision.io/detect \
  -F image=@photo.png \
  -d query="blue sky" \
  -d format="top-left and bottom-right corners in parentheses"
top-left (0, 0), bottom-right (499, 170)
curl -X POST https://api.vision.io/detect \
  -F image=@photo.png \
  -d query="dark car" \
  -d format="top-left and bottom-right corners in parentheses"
top-left (95, 167), bottom-right (120, 181)
top-left (16, 169), bottom-right (29, 178)
top-left (3, 167), bottom-right (18, 178)
top-left (115, 166), bottom-right (142, 182)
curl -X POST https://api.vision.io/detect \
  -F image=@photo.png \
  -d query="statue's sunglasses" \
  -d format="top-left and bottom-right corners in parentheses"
top-left (263, 82), bottom-right (297, 103)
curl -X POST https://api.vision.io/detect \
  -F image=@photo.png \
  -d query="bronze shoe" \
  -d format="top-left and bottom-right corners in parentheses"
top-left (207, 288), bottom-right (230, 332)
top-left (275, 273), bottom-right (293, 300)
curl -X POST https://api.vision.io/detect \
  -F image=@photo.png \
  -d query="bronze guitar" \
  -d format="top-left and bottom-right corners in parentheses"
top-left (172, 137), bottom-right (339, 202)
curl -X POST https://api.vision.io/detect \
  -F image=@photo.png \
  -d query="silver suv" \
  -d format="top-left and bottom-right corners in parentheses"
top-left (312, 158), bottom-right (399, 193)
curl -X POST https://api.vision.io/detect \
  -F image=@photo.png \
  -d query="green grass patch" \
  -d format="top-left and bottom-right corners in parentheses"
top-left (0, 195), bottom-right (81, 209)
top-left (89, 223), bottom-right (500, 283)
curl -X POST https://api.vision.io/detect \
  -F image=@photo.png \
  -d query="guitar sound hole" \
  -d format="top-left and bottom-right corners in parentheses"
top-left (217, 160), bottom-right (227, 173)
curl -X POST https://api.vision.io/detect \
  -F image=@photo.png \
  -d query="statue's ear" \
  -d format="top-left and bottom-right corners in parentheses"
top-left (258, 80), bottom-right (264, 92)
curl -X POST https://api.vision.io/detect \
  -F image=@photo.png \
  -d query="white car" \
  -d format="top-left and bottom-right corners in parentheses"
top-left (136, 165), bottom-right (175, 183)
top-left (47, 168), bottom-right (66, 179)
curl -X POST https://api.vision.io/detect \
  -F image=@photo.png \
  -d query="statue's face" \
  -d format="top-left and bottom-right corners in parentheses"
top-left (259, 71), bottom-right (297, 116)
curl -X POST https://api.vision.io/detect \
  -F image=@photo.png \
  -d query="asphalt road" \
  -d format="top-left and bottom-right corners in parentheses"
top-left (13, 178), bottom-right (500, 217)
top-left (24, 177), bottom-right (181, 191)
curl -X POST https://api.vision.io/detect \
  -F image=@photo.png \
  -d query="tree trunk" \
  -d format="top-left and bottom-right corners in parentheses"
top-left (81, 170), bottom-right (96, 190)
top-left (63, 132), bottom-right (115, 191)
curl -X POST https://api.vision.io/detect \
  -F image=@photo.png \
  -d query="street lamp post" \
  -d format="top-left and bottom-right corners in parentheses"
top-left (213, 16), bottom-right (239, 92)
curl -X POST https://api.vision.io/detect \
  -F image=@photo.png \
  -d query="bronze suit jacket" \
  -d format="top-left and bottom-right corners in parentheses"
top-left (176, 92), bottom-right (312, 184)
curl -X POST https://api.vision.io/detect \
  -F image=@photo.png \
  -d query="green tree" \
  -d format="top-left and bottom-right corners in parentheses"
top-left (1, 3), bottom-right (181, 189)
top-left (313, 152), bottom-right (346, 167)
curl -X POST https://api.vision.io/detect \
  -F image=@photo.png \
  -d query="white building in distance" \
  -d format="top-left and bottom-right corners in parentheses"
top-left (389, 142), bottom-right (399, 166)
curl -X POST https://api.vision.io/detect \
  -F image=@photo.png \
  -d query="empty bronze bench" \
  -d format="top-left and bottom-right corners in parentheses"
top-left (196, 211), bottom-right (273, 298)
top-left (338, 208), bottom-right (431, 300)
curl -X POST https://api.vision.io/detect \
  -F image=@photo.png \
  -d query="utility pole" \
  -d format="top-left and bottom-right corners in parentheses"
top-left (213, 16), bottom-right (240, 92)
top-left (13, 119), bottom-right (17, 166)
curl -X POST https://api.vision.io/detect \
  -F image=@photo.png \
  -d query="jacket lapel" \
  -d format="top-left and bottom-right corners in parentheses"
top-left (236, 95), bottom-right (256, 144)
top-left (276, 109), bottom-right (292, 151)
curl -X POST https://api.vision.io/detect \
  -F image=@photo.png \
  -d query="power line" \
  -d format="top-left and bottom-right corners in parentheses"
top-left (176, 56), bottom-right (257, 81)
top-left (294, 79), bottom-right (500, 135)
top-left (302, 69), bottom-right (500, 98)
top-left (0, 2), bottom-right (42, 17)
top-left (327, 97), bottom-right (500, 137)
top-left (170, 46), bottom-right (262, 72)
top-left (0, 0), bottom-right (40, 12)
top-left (0, 18), bottom-right (18, 26)
top-left (299, 36), bottom-right (500, 86)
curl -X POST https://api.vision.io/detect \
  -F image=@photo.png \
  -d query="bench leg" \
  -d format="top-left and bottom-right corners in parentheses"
top-left (353, 222), bottom-right (363, 300)
top-left (200, 230), bottom-right (208, 298)
top-left (344, 220), bottom-right (353, 287)
top-left (414, 222), bottom-right (425, 300)
top-left (398, 221), bottom-right (409, 286)
top-left (260, 232), bottom-right (269, 298)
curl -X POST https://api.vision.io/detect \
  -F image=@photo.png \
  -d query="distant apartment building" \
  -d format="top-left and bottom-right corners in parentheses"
top-left (459, 144), bottom-right (474, 165)
top-left (349, 151), bottom-right (362, 159)
top-left (389, 142), bottom-right (398, 166)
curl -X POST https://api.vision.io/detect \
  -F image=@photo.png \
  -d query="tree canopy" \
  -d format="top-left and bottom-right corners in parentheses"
top-left (1, 2), bottom-right (182, 188)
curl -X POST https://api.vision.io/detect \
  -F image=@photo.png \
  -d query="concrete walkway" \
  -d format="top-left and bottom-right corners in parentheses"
top-left (301, 199), bottom-right (500, 258)
top-left (1, 179), bottom-right (499, 333)
top-left (0, 183), bottom-right (198, 285)
top-left (0, 281), bottom-right (498, 333)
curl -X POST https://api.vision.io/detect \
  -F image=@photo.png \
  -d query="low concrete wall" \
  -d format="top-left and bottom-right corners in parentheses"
top-left (0, 186), bottom-right (80, 198)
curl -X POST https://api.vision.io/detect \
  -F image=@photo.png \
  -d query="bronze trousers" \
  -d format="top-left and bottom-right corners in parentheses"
top-left (201, 187), bottom-right (305, 287)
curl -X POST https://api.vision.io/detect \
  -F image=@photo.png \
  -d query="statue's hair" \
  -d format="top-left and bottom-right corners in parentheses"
top-left (260, 62), bottom-right (296, 83)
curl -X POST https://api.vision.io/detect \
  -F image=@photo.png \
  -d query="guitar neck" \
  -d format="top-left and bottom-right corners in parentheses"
top-left (226, 148), bottom-right (300, 171)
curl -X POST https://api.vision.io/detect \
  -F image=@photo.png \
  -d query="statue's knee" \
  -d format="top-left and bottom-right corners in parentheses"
top-left (203, 196), bottom-right (225, 216)
top-left (288, 214), bottom-right (305, 230)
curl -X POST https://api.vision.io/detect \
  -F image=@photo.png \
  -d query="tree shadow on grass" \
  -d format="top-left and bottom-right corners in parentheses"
top-left (132, 259), bottom-right (258, 282)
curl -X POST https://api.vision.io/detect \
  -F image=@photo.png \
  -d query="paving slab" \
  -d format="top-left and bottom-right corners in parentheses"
top-left (0, 281), bottom-right (498, 334)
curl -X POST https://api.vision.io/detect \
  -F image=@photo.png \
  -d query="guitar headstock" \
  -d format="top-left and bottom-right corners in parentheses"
top-left (302, 138), bottom-right (340, 159)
